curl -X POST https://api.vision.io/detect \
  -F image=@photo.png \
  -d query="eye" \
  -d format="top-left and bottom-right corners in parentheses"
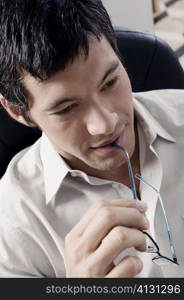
top-left (54, 103), bottom-right (77, 115)
top-left (102, 76), bottom-right (119, 91)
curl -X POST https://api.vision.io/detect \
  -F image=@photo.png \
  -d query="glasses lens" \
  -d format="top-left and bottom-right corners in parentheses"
top-left (143, 231), bottom-right (159, 253)
top-left (152, 256), bottom-right (177, 266)
top-left (136, 174), bottom-right (178, 265)
top-left (146, 241), bottom-right (158, 253)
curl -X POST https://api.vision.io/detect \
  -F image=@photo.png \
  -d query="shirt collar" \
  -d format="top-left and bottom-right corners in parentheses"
top-left (40, 133), bottom-right (95, 204)
top-left (133, 93), bottom-right (176, 145)
top-left (40, 133), bottom-right (70, 204)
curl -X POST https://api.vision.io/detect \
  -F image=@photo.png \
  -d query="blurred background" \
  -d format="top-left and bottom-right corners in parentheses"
top-left (102, 0), bottom-right (184, 69)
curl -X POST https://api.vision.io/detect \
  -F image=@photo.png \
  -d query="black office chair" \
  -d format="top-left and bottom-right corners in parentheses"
top-left (0, 27), bottom-right (184, 178)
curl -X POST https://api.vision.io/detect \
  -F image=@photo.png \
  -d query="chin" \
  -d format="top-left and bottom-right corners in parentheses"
top-left (88, 154), bottom-right (126, 172)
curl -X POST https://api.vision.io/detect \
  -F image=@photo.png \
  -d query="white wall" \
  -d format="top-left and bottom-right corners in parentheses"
top-left (102, 0), bottom-right (154, 32)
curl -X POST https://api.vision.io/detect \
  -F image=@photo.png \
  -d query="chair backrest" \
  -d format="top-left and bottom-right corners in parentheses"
top-left (0, 28), bottom-right (184, 178)
top-left (115, 27), bottom-right (184, 91)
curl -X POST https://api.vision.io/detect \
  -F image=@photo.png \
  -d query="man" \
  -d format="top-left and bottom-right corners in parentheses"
top-left (0, 0), bottom-right (184, 277)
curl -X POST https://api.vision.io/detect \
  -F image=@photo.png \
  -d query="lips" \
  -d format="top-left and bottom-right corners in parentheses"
top-left (91, 136), bottom-right (119, 148)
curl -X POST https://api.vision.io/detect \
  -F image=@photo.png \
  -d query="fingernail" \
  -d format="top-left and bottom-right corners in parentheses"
top-left (136, 200), bottom-right (148, 212)
top-left (134, 256), bottom-right (143, 271)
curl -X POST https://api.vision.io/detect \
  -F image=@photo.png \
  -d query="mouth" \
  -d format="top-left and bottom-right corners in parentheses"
top-left (91, 136), bottom-right (119, 149)
top-left (89, 134), bottom-right (123, 157)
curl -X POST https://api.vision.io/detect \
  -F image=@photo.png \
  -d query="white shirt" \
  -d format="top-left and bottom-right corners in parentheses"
top-left (0, 89), bottom-right (184, 277)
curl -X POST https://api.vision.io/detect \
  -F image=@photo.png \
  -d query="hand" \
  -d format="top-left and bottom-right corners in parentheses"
top-left (64, 198), bottom-right (149, 277)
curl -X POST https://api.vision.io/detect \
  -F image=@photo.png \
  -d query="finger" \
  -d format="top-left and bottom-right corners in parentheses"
top-left (90, 226), bottom-right (146, 274)
top-left (81, 207), bottom-right (149, 251)
top-left (106, 256), bottom-right (143, 278)
top-left (72, 199), bottom-right (148, 237)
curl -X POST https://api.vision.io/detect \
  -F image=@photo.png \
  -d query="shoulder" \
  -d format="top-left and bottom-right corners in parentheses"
top-left (0, 137), bottom-right (43, 210)
top-left (133, 89), bottom-right (184, 135)
top-left (134, 89), bottom-right (184, 113)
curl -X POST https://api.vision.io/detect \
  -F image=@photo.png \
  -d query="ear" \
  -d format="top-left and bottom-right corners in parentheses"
top-left (0, 96), bottom-right (30, 127)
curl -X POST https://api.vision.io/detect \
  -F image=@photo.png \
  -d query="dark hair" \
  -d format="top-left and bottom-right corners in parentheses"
top-left (0, 0), bottom-right (118, 124)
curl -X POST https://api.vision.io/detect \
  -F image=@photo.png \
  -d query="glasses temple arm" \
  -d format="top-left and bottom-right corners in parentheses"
top-left (111, 143), bottom-right (138, 199)
top-left (135, 174), bottom-right (178, 263)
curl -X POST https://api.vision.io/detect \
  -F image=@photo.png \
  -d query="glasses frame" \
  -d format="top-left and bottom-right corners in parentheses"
top-left (111, 142), bottom-right (178, 265)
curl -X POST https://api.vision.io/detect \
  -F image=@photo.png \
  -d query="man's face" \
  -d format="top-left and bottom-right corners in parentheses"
top-left (23, 37), bottom-right (135, 177)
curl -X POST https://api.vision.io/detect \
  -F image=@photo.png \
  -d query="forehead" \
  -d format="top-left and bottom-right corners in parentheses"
top-left (22, 37), bottom-right (119, 104)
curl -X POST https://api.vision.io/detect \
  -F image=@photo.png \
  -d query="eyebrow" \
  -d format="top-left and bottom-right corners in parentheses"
top-left (98, 61), bottom-right (119, 87)
top-left (45, 97), bottom-right (76, 112)
top-left (45, 61), bottom-right (119, 112)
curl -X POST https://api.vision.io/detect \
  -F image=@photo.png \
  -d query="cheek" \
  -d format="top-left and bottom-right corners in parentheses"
top-left (115, 88), bottom-right (133, 117)
top-left (113, 75), bottom-right (132, 110)
top-left (30, 105), bottom-right (90, 148)
top-left (43, 118), bottom-right (87, 148)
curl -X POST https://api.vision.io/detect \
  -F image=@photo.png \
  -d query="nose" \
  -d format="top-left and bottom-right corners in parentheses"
top-left (86, 104), bottom-right (118, 136)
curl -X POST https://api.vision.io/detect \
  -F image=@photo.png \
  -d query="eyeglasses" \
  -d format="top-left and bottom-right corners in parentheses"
top-left (111, 142), bottom-right (179, 266)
